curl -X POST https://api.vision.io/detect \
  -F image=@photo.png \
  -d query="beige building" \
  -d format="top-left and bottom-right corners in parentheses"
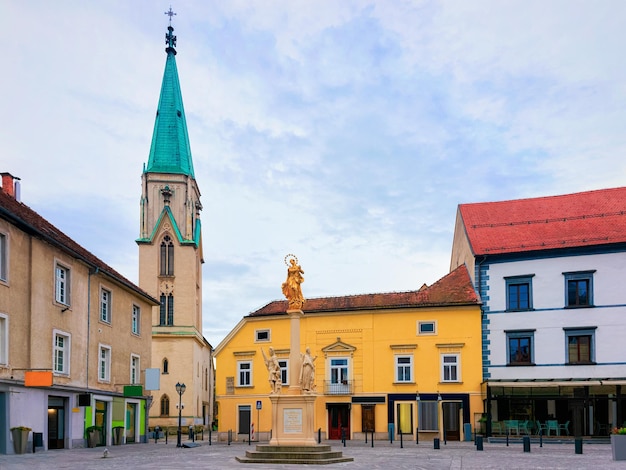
top-left (0, 173), bottom-right (158, 454)
top-left (137, 23), bottom-right (213, 430)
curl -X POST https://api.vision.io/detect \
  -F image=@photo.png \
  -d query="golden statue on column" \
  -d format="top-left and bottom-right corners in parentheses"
top-left (281, 254), bottom-right (305, 309)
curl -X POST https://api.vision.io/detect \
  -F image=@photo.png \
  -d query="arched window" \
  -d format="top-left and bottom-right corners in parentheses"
top-left (163, 358), bottom-right (169, 374)
top-left (160, 235), bottom-right (174, 276)
top-left (159, 294), bottom-right (174, 326)
top-left (160, 394), bottom-right (170, 416)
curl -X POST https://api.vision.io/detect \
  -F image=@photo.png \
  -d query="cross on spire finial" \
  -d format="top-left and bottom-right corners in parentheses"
top-left (165, 6), bottom-right (177, 25)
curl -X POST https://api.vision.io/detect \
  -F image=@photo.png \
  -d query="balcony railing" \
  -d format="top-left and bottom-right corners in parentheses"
top-left (324, 380), bottom-right (354, 395)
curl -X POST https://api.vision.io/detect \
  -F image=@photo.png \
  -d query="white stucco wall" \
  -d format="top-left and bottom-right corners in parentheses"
top-left (484, 252), bottom-right (626, 380)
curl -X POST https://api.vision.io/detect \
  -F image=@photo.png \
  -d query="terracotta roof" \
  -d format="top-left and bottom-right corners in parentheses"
top-left (459, 187), bottom-right (626, 256)
top-left (0, 190), bottom-right (158, 304)
top-left (248, 264), bottom-right (480, 317)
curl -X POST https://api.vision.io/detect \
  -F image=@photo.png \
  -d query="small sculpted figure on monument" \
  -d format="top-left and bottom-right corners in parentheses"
top-left (261, 347), bottom-right (282, 394)
top-left (300, 347), bottom-right (317, 392)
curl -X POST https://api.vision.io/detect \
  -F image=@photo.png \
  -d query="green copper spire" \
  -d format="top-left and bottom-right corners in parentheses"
top-left (145, 17), bottom-right (195, 178)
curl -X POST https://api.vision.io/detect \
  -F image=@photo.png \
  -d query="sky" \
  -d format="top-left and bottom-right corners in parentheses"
top-left (4, 1), bottom-right (626, 347)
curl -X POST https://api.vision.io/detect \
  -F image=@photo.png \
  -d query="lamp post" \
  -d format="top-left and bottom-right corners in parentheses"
top-left (176, 382), bottom-right (186, 447)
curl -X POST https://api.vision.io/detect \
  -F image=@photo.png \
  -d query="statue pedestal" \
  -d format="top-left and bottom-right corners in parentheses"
top-left (269, 394), bottom-right (317, 446)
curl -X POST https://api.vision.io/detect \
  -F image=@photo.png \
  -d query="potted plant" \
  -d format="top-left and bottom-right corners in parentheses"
top-left (85, 425), bottom-right (101, 448)
top-left (611, 427), bottom-right (626, 461)
top-left (10, 426), bottom-right (31, 454)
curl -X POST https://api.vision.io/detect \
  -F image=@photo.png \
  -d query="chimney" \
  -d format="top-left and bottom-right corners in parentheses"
top-left (1, 172), bottom-right (21, 199)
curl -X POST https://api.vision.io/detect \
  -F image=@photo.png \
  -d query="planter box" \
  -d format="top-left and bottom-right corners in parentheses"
top-left (612, 434), bottom-right (626, 461)
top-left (11, 429), bottom-right (30, 454)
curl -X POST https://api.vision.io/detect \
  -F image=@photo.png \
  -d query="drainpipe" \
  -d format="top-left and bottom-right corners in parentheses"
top-left (87, 267), bottom-right (99, 389)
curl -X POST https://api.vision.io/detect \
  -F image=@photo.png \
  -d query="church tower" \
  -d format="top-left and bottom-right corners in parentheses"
top-left (137, 12), bottom-right (213, 430)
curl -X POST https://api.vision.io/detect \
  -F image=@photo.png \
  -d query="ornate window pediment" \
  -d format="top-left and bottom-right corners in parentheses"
top-left (322, 337), bottom-right (356, 358)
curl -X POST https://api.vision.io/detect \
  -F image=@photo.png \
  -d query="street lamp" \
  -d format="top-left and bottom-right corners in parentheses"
top-left (176, 382), bottom-right (186, 447)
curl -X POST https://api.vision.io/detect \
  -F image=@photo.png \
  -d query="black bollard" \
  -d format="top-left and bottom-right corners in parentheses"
top-left (506, 429), bottom-right (509, 446)
top-left (523, 435), bottom-right (531, 453)
top-left (434, 437), bottom-right (440, 449)
top-left (228, 429), bottom-right (232, 445)
top-left (416, 427), bottom-right (419, 445)
top-left (476, 435), bottom-right (483, 451)
top-left (539, 428), bottom-right (542, 448)
top-left (318, 428), bottom-right (322, 444)
top-left (400, 431), bottom-right (403, 448)
top-left (575, 438), bottom-right (583, 454)
top-left (371, 430), bottom-right (374, 448)
top-left (209, 427), bottom-right (212, 446)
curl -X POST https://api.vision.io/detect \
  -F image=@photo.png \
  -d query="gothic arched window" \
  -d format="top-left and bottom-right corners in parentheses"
top-left (160, 235), bottom-right (174, 276)
top-left (160, 394), bottom-right (170, 416)
top-left (163, 358), bottom-right (169, 374)
top-left (159, 294), bottom-right (174, 326)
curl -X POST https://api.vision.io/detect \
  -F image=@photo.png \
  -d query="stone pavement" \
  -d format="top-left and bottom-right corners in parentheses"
top-left (0, 438), bottom-right (624, 470)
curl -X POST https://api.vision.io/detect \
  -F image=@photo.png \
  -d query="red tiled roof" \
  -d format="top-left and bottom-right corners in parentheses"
top-left (459, 187), bottom-right (626, 255)
top-left (248, 264), bottom-right (480, 317)
top-left (0, 190), bottom-right (157, 304)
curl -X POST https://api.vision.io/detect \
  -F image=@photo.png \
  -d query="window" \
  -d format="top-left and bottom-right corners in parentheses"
top-left (132, 305), bottom-right (140, 335)
top-left (278, 359), bottom-right (289, 385)
top-left (330, 358), bottom-right (349, 384)
top-left (53, 331), bottom-right (70, 375)
top-left (130, 354), bottom-right (140, 384)
top-left (162, 358), bottom-right (169, 374)
top-left (255, 329), bottom-right (270, 342)
top-left (506, 275), bottom-right (534, 311)
top-left (159, 294), bottom-right (174, 325)
top-left (0, 233), bottom-right (7, 281)
top-left (237, 361), bottom-right (252, 386)
top-left (99, 345), bottom-right (111, 382)
top-left (160, 235), bottom-right (174, 276)
top-left (506, 330), bottom-right (534, 365)
top-left (100, 288), bottom-right (111, 323)
top-left (395, 355), bottom-right (413, 382)
top-left (160, 394), bottom-right (170, 416)
top-left (55, 264), bottom-right (70, 305)
top-left (564, 271), bottom-right (595, 307)
top-left (418, 401), bottom-right (439, 431)
top-left (441, 354), bottom-right (460, 382)
top-left (565, 327), bottom-right (596, 364)
top-left (418, 321), bottom-right (436, 335)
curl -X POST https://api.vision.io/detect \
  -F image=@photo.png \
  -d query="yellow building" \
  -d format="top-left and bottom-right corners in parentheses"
top-left (214, 265), bottom-right (482, 442)
top-left (0, 173), bottom-right (158, 453)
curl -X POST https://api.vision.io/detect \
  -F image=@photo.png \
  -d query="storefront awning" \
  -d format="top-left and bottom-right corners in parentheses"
top-left (484, 378), bottom-right (626, 387)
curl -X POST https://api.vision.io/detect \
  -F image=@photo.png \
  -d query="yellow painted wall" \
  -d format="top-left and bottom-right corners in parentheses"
top-left (214, 303), bottom-right (482, 441)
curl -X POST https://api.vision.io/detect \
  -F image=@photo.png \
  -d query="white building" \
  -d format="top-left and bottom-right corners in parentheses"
top-left (450, 187), bottom-right (626, 437)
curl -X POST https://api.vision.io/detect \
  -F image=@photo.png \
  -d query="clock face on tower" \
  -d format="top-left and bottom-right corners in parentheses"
top-left (160, 281), bottom-right (173, 294)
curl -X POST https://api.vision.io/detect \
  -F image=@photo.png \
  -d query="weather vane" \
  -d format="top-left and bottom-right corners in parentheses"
top-left (164, 6), bottom-right (177, 25)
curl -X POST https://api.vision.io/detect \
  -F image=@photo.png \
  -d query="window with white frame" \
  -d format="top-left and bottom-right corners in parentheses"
top-left (237, 361), bottom-right (252, 386)
top-left (53, 330), bottom-right (70, 375)
top-left (278, 359), bottom-right (289, 385)
top-left (418, 401), bottom-right (439, 431)
top-left (100, 288), bottom-right (111, 323)
top-left (55, 263), bottom-right (70, 305)
top-left (418, 321), bottom-right (437, 335)
top-left (441, 354), bottom-right (460, 382)
top-left (395, 355), bottom-right (413, 382)
top-left (130, 354), bottom-right (140, 384)
top-left (255, 329), bottom-right (270, 342)
top-left (330, 358), bottom-right (349, 386)
top-left (99, 345), bottom-right (111, 382)
top-left (0, 232), bottom-right (7, 282)
top-left (132, 305), bottom-right (140, 335)
top-left (0, 314), bottom-right (8, 365)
